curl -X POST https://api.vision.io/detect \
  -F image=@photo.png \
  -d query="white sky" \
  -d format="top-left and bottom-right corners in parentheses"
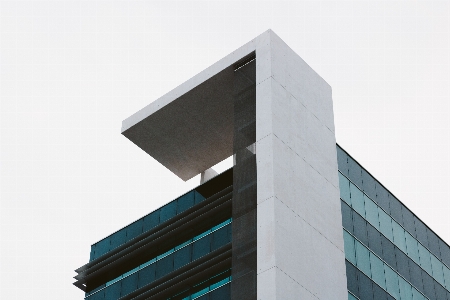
top-left (0, 1), bottom-right (449, 299)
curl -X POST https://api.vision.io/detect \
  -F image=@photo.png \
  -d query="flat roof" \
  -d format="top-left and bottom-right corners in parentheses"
top-left (122, 33), bottom-right (262, 181)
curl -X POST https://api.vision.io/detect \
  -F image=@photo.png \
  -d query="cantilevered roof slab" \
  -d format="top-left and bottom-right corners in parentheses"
top-left (121, 40), bottom-right (257, 181)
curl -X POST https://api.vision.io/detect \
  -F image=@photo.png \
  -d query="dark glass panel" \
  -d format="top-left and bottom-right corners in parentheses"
top-left (367, 223), bottom-right (383, 257)
top-left (88, 290), bottom-right (105, 300)
top-left (160, 200), bottom-right (177, 223)
top-left (438, 239), bottom-right (450, 268)
top-left (388, 196), bottom-right (402, 225)
top-left (121, 272), bottom-right (138, 297)
top-left (126, 219), bottom-right (143, 241)
top-left (138, 263), bottom-right (155, 288)
top-left (155, 254), bottom-right (174, 280)
top-left (414, 216), bottom-right (429, 248)
top-left (427, 230), bottom-right (441, 259)
top-left (110, 228), bottom-right (127, 249)
top-left (194, 190), bottom-right (206, 204)
top-left (336, 146), bottom-right (348, 175)
top-left (347, 157), bottom-right (362, 188)
top-left (434, 281), bottom-right (449, 300)
top-left (173, 244), bottom-right (192, 270)
top-left (341, 201), bottom-right (353, 231)
top-left (210, 283), bottom-right (231, 300)
top-left (408, 260), bottom-right (424, 292)
top-left (95, 238), bottom-right (110, 259)
top-left (142, 209), bottom-right (160, 233)
top-left (421, 269), bottom-right (437, 300)
top-left (372, 282), bottom-right (389, 300)
top-left (374, 185), bottom-right (390, 215)
top-left (394, 247), bottom-right (410, 282)
top-left (192, 234), bottom-right (211, 261)
top-left (361, 169), bottom-right (377, 201)
top-left (346, 260), bottom-right (360, 298)
top-left (177, 191), bottom-right (195, 214)
top-left (381, 236), bottom-right (396, 269)
top-left (104, 281), bottom-right (121, 300)
top-left (358, 272), bottom-right (374, 300)
top-left (211, 225), bottom-right (229, 251)
top-left (401, 207), bottom-right (416, 238)
top-left (352, 210), bottom-right (368, 246)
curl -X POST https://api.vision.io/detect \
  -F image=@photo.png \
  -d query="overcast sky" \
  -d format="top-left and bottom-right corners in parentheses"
top-left (1, 1), bottom-right (449, 299)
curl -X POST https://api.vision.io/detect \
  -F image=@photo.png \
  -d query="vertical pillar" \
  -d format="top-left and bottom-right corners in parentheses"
top-left (255, 31), bottom-right (347, 300)
top-left (231, 57), bottom-right (257, 300)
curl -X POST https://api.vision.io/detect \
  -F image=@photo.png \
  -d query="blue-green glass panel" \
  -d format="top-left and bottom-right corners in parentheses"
top-left (173, 244), bottom-right (192, 269)
top-left (350, 183), bottom-right (365, 216)
top-left (138, 263), bottom-right (155, 288)
top-left (209, 283), bottom-right (231, 300)
top-left (405, 233), bottom-right (420, 264)
top-left (343, 230), bottom-right (356, 265)
top-left (143, 209), bottom-right (160, 233)
top-left (177, 191), bottom-right (195, 214)
top-left (444, 264), bottom-right (450, 289)
top-left (95, 238), bottom-right (111, 260)
top-left (430, 254), bottom-right (445, 286)
top-left (356, 241), bottom-right (371, 277)
top-left (411, 287), bottom-right (426, 300)
top-left (160, 200), bottom-right (177, 223)
top-left (193, 233), bottom-right (211, 260)
top-left (126, 219), bottom-right (143, 240)
top-left (378, 208), bottom-right (393, 242)
top-left (384, 264), bottom-right (399, 299)
top-left (155, 254), bottom-right (174, 279)
top-left (121, 272), bottom-right (138, 297)
top-left (348, 292), bottom-right (358, 300)
top-left (369, 252), bottom-right (386, 289)
top-left (211, 225), bottom-right (229, 251)
top-left (392, 221), bottom-right (407, 254)
top-left (398, 276), bottom-right (413, 300)
top-left (194, 190), bottom-right (206, 204)
top-left (418, 243), bottom-right (433, 275)
top-left (191, 287), bottom-right (210, 299)
top-left (104, 280), bottom-right (121, 300)
top-left (110, 228), bottom-right (127, 249)
top-left (339, 172), bottom-right (351, 205)
top-left (364, 195), bottom-right (379, 230)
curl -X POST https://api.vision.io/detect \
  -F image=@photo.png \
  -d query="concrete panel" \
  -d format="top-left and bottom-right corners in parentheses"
top-left (256, 31), bottom-right (346, 300)
top-left (273, 197), bottom-right (347, 300)
top-left (122, 30), bottom-right (274, 181)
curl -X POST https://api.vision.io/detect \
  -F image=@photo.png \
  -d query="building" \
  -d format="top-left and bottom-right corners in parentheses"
top-left (73, 30), bottom-right (450, 300)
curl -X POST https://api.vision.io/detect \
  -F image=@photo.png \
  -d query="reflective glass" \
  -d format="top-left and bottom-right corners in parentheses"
top-left (339, 172), bottom-right (351, 205)
top-left (392, 221), bottom-right (407, 254)
top-left (356, 241), bottom-right (371, 277)
top-left (444, 264), bottom-right (450, 289)
top-left (411, 288), bottom-right (426, 300)
top-left (343, 230), bottom-right (356, 265)
top-left (364, 195), bottom-right (379, 230)
top-left (405, 233), bottom-right (420, 264)
top-left (378, 208), bottom-right (393, 242)
top-left (418, 243), bottom-right (433, 275)
top-left (430, 254), bottom-right (445, 286)
top-left (350, 183), bottom-right (365, 216)
top-left (348, 293), bottom-right (358, 300)
top-left (384, 264), bottom-right (400, 299)
top-left (369, 252), bottom-right (386, 289)
top-left (398, 276), bottom-right (413, 300)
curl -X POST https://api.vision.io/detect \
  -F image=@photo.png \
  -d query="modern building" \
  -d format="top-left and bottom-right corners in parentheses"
top-left (73, 30), bottom-right (450, 300)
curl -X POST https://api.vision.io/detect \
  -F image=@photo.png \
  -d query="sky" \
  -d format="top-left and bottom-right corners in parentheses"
top-left (0, 0), bottom-right (449, 299)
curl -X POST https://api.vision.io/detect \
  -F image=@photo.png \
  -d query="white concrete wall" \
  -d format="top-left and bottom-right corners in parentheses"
top-left (255, 30), bottom-right (347, 300)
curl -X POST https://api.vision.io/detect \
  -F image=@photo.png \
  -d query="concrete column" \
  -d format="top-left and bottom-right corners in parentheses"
top-left (255, 30), bottom-right (347, 300)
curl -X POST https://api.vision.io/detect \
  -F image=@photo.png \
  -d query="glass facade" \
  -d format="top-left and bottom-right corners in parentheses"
top-left (338, 145), bottom-right (450, 300)
top-left (75, 143), bottom-right (450, 300)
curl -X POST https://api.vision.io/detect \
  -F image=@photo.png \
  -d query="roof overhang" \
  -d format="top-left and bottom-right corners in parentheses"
top-left (121, 37), bottom-right (259, 181)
